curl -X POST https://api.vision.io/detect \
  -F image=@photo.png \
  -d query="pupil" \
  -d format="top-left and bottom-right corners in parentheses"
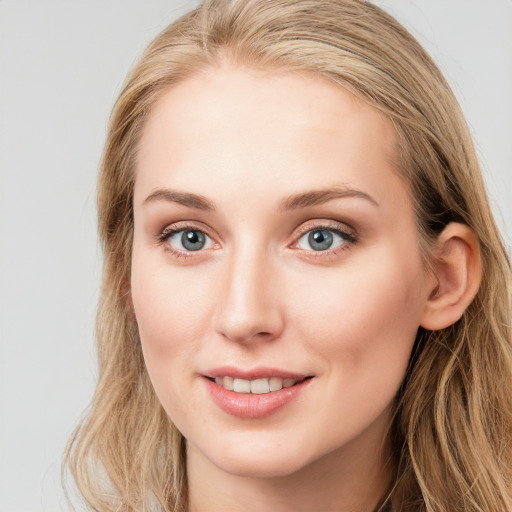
top-left (182, 230), bottom-right (205, 251)
top-left (309, 230), bottom-right (333, 251)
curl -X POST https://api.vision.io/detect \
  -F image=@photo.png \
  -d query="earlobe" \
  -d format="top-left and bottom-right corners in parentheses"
top-left (420, 223), bottom-right (482, 331)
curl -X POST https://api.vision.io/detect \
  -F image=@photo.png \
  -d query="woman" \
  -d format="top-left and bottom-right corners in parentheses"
top-left (65, 0), bottom-right (512, 510)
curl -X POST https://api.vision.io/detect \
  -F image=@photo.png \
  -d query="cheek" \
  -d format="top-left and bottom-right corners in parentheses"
top-left (132, 261), bottom-right (210, 348)
top-left (130, 256), bottom-right (222, 414)
top-left (130, 262), bottom-right (209, 421)
top-left (289, 254), bottom-right (425, 372)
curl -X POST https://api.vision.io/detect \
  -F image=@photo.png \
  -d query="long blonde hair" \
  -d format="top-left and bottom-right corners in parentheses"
top-left (64, 1), bottom-right (512, 510)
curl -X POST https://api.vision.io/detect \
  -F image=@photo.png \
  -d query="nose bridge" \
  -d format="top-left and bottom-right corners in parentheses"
top-left (214, 238), bottom-right (283, 343)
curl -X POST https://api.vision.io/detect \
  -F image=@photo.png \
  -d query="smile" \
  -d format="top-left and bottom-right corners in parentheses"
top-left (212, 376), bottom-right (306, 394)
top-left (202, 368), bottom-right (314, 418)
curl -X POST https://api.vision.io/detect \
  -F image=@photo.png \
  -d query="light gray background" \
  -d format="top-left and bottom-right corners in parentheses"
top-left (0, 1), bottom-right (510, 510)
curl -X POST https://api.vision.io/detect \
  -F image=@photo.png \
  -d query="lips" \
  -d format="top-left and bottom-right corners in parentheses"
top-left (204, 366), bottom-right (309, 381)
top-left (202, 366), bottom-right (313, 418)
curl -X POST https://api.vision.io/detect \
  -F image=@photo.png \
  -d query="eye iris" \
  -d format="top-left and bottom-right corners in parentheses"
top-left (181, 230), bottom-right (206, 251)
top-left (308, 230), bottom-right (333, 251)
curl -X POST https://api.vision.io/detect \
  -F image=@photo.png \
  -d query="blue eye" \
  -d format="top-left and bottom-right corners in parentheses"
top-left (297, 228), bottom-right (349, 252)
top-left (166, 229), bottom-right (213, 251)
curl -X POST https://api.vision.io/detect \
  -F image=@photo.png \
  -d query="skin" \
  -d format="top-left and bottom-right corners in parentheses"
top-left (131, 64), bottom-right (438, 512)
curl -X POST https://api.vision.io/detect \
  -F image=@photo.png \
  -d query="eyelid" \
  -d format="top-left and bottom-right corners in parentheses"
top-left (290, 219), bottom-right (357, 257)
top-left (292, 219), bottom-right (357, 242)
top-left (155, 221), bottom-right (220, 258)
top-left (156, 221), bottom-right (216, 242)
top-left (154, 219), bottom-right (357, 260)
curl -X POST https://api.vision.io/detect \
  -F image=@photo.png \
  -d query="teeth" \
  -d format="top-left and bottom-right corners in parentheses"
top-left (223, 376), bottom-right (234, 391)
top-left (269, 377), bottom-right (283, 391)
top-left (251, 378), bottom-right (270, 394)
top-left (283, 378), bottom-right (296, 388)
top-left (233, 378), bottom-right (251, 393)
top-left (213, 376), bottom-right (302, 394)
top-left (216, 376), bottom-right (234, 391)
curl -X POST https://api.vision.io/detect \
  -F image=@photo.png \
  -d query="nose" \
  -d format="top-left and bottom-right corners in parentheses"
top-left (213, 244), bottom-right (284, 344)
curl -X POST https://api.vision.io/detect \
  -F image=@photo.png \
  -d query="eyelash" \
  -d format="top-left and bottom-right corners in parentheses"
top-left (155, 220), bottom-right (357, 260)
top-left (293, 221), bottom-right (357, 260)
top-left (155, 222), bottom-right (216, 260)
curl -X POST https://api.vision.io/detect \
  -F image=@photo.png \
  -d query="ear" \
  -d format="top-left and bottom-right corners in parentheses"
top-left (420, 222), bottom-right (482, 331)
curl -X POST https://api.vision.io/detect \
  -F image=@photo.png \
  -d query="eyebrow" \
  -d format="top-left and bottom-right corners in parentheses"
top-left (143, 189), bottom-right (216, 211)
top-left (142, 186), bottom-right (379, 211)
top-left (279, 186), bottom-right (379, 210)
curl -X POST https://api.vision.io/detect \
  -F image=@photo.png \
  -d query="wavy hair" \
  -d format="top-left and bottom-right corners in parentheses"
top-left (64, 1), bottom-right (512, 510)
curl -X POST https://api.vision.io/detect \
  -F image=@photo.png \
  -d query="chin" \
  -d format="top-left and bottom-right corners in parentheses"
top-left (193, 434), bottom-right (318, 479)
top-left (215, 453), bottom-right (310, 479)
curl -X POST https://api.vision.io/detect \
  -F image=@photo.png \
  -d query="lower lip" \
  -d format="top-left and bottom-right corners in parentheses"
top-left (204, 378), bottom-right (311, 419)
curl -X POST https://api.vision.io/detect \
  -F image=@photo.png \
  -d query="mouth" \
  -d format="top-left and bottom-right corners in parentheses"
top-left (203, 369), bottom-right (314, 418)
top-left (206, 375), bottom-right (313, 394)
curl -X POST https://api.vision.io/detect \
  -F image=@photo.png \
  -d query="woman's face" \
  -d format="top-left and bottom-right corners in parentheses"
top-left (131, 65), bottom-right (434, 478)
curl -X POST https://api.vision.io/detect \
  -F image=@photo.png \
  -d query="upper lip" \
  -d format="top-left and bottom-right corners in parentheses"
top-left (203, 366), bottom-right (311, 380)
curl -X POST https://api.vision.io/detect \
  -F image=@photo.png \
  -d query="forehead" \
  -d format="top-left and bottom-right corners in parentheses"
top-left (135, 64), bottom-right (406, 211)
